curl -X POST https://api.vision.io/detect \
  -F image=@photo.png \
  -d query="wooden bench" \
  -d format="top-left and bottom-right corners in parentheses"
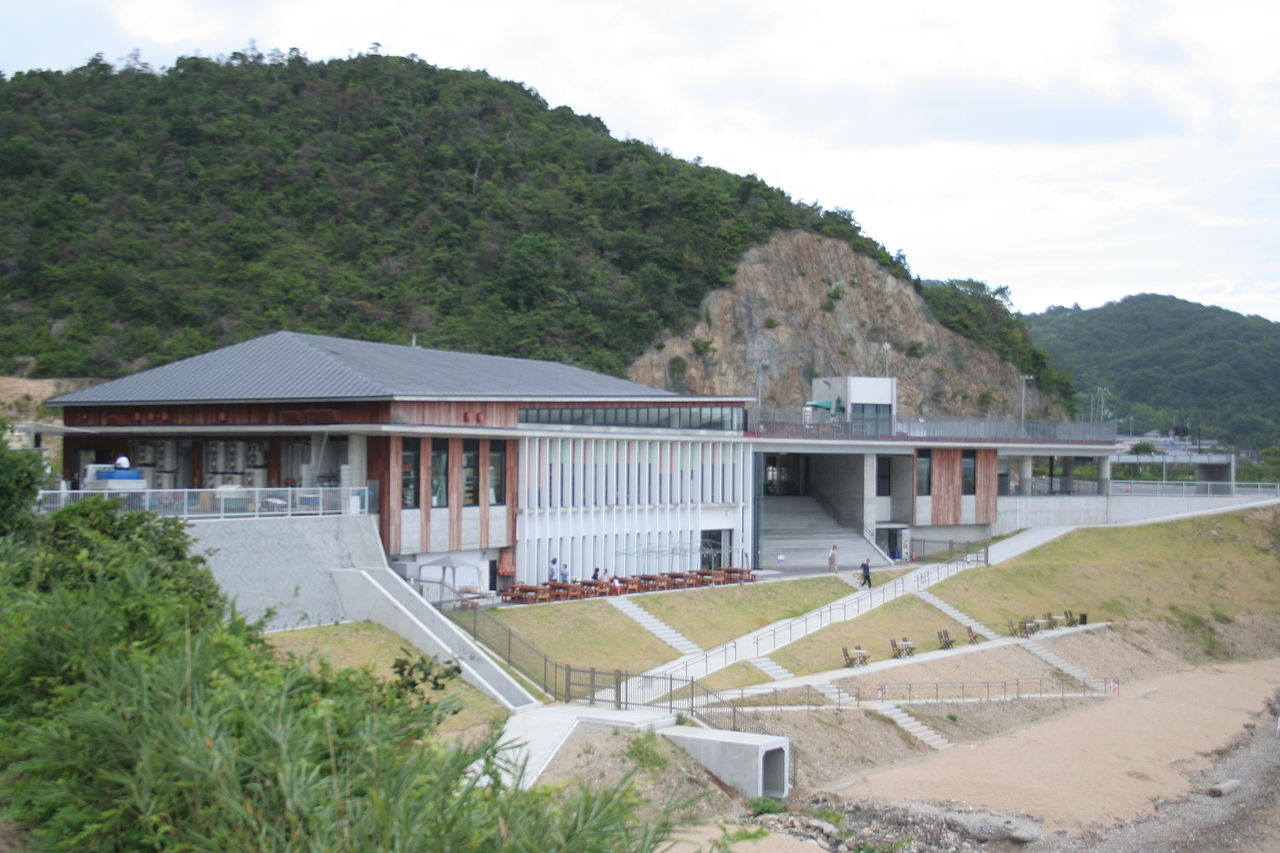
top-left (966, 625), bottom-right (985, 644)
top-left (842, 645), bottom-right (870, 667)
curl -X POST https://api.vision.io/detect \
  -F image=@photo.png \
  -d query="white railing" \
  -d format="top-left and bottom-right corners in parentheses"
top-left (1108, 480), bottom-right (1280, 498)
top-left (35, 486), bottom-right (371, 520)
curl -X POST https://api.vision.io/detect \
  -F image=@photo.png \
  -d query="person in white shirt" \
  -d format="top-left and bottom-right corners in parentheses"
top-left (114, 454), bottom-right (131, 469)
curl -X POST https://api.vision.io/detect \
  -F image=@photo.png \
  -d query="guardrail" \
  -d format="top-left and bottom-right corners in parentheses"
top-left (712, 675), bottom-right (1119, 710)
top-left (746, 554), bottom-right (985, 658)
top-left (34, 486), bottom-right (372, 520)
top-left (1108, 480), bottom-right (1280, 498)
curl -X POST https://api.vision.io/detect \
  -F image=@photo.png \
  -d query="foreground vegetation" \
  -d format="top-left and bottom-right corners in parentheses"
top-left (0, 441), bottom-right (675, 851)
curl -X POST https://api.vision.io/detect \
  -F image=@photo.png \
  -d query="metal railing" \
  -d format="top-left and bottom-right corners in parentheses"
top-left (34, 485), bottom-right (373, 520)
top-left (747, 553), bottom-right (985, 658)
top-left (1108, 480), bottom-right (1280, 498)
top-left (447, 602), bottom-right (775, 735)
top-left (716, 676), bottom-right (1118, 710)
top-left (749, 410), bottom-right (1117, 444)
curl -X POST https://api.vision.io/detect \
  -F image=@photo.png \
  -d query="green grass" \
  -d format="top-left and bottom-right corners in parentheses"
top-left (634, 577), bottom-right (853, 649)
top-left (768, 596), bottom-right (971, 675)
top-left (266, 621), bottom-right (506, 734)
top-left (932, 508), bottom-right (1280, 657)
top-left (699, 661), bottom-right (771, 692)
top-left (487, 598), bottom-right (678, 673)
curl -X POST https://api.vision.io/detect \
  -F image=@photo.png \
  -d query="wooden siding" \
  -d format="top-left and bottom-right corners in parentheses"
top-left (367, 436), bottom-right (391, 554)
top-left (389, 401), bottom-right (520, 429)
top-left (931, 448), bottom-right (962, 526)
top-left (63, 402), bottom-right (389, 428)
top-left (976, 448), bottom-right (999, 524)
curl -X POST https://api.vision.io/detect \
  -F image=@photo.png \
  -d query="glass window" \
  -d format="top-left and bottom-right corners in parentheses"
top-left (463, 439), bottom-right (480, 506)
top-left (431, 438), bottom-right (449, 507)
top-left (876, 456), bottom-right (891, 497)
top-left (962, 450), bottom-right (977, 495)
top-left (401, 438), bottom-right (420, 508)
top-left (488, 440), bottom-right (506, 506)
top-left (916, 450), bottom-right (931, 496)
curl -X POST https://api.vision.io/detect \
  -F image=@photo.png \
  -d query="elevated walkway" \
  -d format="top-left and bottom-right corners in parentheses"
top-left (760, 495), bottom-right (885, 569)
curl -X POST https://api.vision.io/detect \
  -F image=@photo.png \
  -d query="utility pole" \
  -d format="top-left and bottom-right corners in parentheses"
top-left (1019, 375), bottom-right (1032, 437)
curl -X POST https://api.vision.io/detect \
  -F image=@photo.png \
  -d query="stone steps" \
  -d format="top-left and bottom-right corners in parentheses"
top-left (608, 597), bottom-right (702, 656)
top-left (913, 590), bottom-right (1001, 640)
top-left (878, 703), bottom-right (953, 750)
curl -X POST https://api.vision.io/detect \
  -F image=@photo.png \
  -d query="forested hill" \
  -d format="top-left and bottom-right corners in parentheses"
top-left (1025, 294), bottom-right (1280, 449)
top-left (0, 49), bottom-right (909, 379)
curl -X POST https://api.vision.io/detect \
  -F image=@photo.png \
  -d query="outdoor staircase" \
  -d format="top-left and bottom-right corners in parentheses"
top-left (913, 590), bottom-right (1001, 639)
top-left (607, 597), bottom-right (702, 655)
top-left (878, 703), bottom-right (953, 750)
top-left (759, 496), bottom-right (884, 570)
top-left (1024, 639), bottom-right (1094, 685)
top-left (749, 657), bottom-right (793, 681)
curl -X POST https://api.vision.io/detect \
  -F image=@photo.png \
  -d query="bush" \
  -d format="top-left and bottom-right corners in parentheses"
top-left (749, 795), bottom-right (784, 815)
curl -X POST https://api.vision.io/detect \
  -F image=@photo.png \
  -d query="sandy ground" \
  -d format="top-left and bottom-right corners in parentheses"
top-left (840, 659), bottom-right (1280, 834)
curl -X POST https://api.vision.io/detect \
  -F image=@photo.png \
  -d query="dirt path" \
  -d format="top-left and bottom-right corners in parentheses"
top-left (838, 659), bottom-right (1280, 835)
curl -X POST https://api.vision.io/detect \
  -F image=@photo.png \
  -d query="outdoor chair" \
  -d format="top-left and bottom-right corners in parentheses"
top-left (966, 625), bottom-right (985, 644)
top-left (889, 638), bottom-right (904, 659)
top-left (936, 629), bottom-right (955, 650)
top-left (1063, 610), bottom-right (1078, 626)
top-left (842, 646), bottom-right (869, 667)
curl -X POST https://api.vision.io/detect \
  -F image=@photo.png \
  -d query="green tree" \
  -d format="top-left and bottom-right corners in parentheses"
top-left (0, 425), bottom-right (47, 538)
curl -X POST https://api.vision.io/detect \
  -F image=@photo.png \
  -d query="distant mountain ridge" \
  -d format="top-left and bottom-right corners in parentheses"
top-left (1025, 294), bottom-right (1280, 449)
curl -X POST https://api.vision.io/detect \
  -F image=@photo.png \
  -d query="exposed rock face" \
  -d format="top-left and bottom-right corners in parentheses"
top-left (629, 230), bottom-right (1057, 418)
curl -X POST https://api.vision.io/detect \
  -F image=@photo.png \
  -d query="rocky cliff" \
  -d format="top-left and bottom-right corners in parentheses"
top-left (629, 230), bottom-right (1058, 419)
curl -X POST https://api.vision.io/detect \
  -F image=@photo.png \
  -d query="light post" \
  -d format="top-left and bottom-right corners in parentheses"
top-left (1019, 375), bottom-right (1032, 437)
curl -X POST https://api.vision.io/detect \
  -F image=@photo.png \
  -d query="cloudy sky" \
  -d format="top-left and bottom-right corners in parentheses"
top-left (5, 1), bottom-right (1278, 321)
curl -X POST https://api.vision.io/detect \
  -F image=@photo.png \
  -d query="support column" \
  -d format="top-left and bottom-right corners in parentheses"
top-left (1061, 458), bottom-right (1075, 494)
top-left (1018, 456), bottom-right (1033, 496)
top-left (860, 452), bottom-right (877, 537)
top-left (1097, 456), bottom-right (1111, 496)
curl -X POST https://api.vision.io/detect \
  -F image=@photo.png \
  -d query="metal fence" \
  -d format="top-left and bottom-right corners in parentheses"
top-left (1108, 480), bottom-right (1280, 498)
top-left (447, 604), bottom-right (776, 735)
top-left (749, 410), bottom-right (1116, 444)
top-left (34, 485), bottom-right (374, 520)
top-left (715, 676), bottom-right (1118, 709)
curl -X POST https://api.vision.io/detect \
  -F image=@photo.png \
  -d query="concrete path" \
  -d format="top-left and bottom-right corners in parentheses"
top-left (499, 524), bottom-right (1096, 785)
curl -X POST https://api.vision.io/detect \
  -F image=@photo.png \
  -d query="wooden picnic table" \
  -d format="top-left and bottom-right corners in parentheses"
top-left (662, 572), bottom-right (689, 589)
top-left (637, 574), bottom-right (666, 591)
top-left (578, 579), bottom-right (609, 597)
top-left (547, 581), bottom-right (582, 600)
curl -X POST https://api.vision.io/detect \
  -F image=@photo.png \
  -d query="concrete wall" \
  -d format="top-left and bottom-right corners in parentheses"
top-left (660, 725), bottom-right (789, 799)
top-left (994, 494), bottom-right (1275, 535)
top-left (809, 453), bottom-right (867, 528)
top-left (191, 515), bottom-right (387, 631)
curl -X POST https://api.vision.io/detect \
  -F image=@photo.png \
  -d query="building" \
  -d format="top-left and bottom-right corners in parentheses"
top-left (46, 331), bottom-right (1153, 592)
top-left (47, 331), bottom-right (754, 590)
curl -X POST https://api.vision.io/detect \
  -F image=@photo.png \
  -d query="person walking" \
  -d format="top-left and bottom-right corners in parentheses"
top-left (827, 545), bottom-right (839, 572)
top-left (859, 558), bottom-right (872, 588)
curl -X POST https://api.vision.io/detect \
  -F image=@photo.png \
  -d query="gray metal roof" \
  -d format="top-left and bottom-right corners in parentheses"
top-left (47, 331), bottom-right (680, 405)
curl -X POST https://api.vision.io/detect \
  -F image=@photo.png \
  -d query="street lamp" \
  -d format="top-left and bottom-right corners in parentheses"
top-left (1019, 375), bottom-right (1033, 437)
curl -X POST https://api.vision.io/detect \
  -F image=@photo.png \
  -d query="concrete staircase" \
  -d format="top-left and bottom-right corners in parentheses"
top-left (608, 597), bottom-right (702, 655)
top-left (749, 657), bottom-right (793, 681)
top-left (913, 590), bottom-right (1001, 640)
top-left (878, 703), bottom-right (953, 750)
top-left (1024, 638), bottom-right (1094, 685)
top-left (760, 496), bottom-right (883, 570)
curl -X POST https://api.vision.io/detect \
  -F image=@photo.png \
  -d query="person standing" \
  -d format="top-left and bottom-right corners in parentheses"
top-left (860, 558), bottom-right (872, 588)
top-left (548, 558), bottom-right (558, 583)
top-left (828, 545), bottom-right (839, 572)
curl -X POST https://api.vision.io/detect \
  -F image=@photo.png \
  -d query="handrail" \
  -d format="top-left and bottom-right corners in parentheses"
top-left (1108, 480), bottom-right (1280, 497)
top-left (34, 485), bottom-right (372, 520)
top-left (712, 675), bottom-right (1120, 709)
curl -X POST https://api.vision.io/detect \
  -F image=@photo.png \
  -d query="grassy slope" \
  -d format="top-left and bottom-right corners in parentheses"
top-left (265, 507), bottom-right (1279, 725)
top-left (266, 622), bottom-right (506, 734)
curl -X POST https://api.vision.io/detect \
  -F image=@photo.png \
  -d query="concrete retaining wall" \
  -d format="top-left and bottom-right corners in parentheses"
top-left (191, 515), bottom-right (386, 631)
top-left (660, 725), bottom-right (789, 799)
